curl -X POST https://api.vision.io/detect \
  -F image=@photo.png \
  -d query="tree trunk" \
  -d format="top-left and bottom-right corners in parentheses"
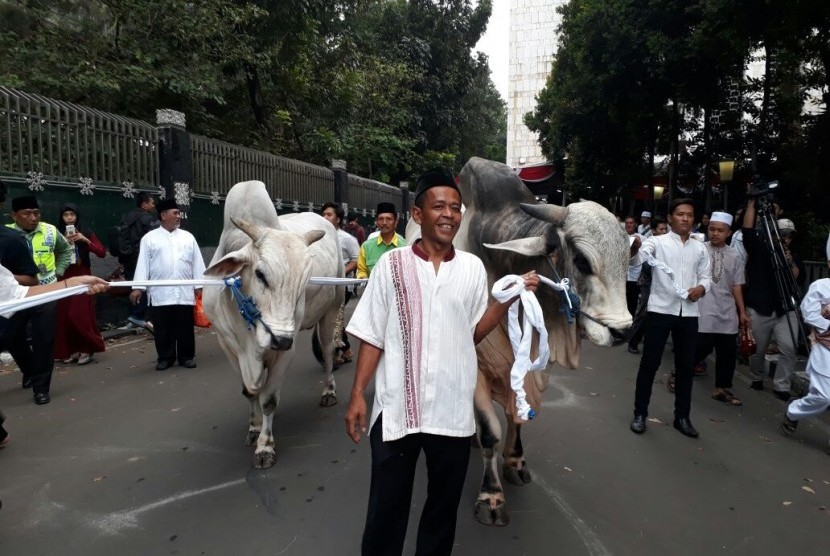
top-left (245, 63), bottom-right (269, 130)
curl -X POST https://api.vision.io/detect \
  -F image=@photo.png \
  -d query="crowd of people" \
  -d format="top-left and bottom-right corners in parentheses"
top-left (622, 195), bottom-right (827, 443)
top-left (2, 171), bottom-right (829, 555)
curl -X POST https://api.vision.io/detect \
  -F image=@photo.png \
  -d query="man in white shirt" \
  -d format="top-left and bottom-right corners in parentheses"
top-left (624, 216), bottom-right (643, 318)
top-left (628, 198), bottom-right (711, 438)
top-left (344, 168), bottom-right (538, 555)
top-left (322, 201), bottom-right (360, 363)
top-left (130, 200), bottom-right (206, 371)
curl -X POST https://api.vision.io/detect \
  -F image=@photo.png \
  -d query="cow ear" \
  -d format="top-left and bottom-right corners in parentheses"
top-left (303, 230), bottom-right (325, 246)
top-left (484, 237), bottom-right (549, 257)
top-left (204, 249), bottom-right (249, 277)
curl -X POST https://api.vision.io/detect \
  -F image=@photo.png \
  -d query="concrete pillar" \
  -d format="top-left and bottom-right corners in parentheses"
top-left (398, 181), bottom-right (410, 234)
top-left (332, 159), bottom-right (348, 215)
top-left (156, 109), bottom-right (192, 221)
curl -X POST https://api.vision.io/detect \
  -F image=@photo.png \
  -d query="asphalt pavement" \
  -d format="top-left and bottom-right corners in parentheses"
top-left (1, 327), bottom-right (829, 556)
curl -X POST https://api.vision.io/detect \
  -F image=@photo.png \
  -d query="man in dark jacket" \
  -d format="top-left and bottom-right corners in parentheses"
top-left (120, 193), bottom-right (158, 328)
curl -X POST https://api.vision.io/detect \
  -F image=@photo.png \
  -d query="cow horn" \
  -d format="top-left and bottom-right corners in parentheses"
top-left (232, 217), bottom-right (264, 243)
top-left (520, 203), bottom-right (568, 226)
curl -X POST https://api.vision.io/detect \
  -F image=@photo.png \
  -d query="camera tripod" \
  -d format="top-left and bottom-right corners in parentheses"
top-left (752, 193), bottom-right (808, 349)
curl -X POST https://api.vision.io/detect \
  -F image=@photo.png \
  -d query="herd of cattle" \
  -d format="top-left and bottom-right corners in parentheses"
top-left (202, 157), bottom-right (631, 525)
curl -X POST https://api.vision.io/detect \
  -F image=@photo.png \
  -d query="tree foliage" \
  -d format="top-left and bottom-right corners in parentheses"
top-left (0, 0), bottom-right (506, 184)
top-left (527, 0), bottom-right (830, 221)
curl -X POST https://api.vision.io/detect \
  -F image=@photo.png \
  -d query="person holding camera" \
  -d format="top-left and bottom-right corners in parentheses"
top-left (742, 197), bottom-right (806, 400)
top-left (54, 203), bottom-right (107, 365)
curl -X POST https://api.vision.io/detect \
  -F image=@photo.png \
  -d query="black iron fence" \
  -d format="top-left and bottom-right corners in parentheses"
top-left (0, 87), bottom-right (409, 244)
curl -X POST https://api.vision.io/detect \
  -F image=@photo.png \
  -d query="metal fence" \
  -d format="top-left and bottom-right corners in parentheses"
top-left (348, 174), bottom-right (406, 216)
top-left (0, 87), bottom-right (158, 188)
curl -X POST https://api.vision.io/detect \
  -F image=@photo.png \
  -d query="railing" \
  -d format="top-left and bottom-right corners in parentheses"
top-left (347, 173), bottom-right (405, 216)
top-left (0, 86), bottom-right (158, 188)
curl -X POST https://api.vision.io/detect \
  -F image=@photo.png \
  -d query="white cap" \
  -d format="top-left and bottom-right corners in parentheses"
top-left (777, 219), bottom-right (796, 234)
top-left (641, 211), bottom-right (652, 218)
top-left (709, 211), bottom-right (733, 227)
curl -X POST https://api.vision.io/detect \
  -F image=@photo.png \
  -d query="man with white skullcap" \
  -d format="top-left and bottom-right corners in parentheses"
top-left (686, 211), bottom-right (749, 407)
top-left (638, 211), bottom-right (653, 237)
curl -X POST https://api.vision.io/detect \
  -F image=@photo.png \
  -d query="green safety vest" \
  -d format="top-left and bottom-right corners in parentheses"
top-left (7, 222), bottom-right (60, 284)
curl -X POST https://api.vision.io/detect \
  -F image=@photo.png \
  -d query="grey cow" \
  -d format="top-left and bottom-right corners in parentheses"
top-left (407, 157), bottom-right (631, 525)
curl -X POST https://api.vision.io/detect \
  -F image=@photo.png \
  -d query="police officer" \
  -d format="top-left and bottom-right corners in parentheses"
top-left (7, 195), bottom-right (73, 404)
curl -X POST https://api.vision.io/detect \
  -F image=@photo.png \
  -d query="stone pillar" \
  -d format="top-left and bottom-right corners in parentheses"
top-left (332, 159), bottom-right (348, 215)
top-left (398, 181), bottom-right (410, 234)
top-left (156, 109), bottom-right (192, 220)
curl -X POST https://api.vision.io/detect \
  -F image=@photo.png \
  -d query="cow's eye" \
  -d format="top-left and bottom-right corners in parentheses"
top-left (573, 253), bottom-right (592, 275)
top-left (255, 269), bottom-right (269, 287)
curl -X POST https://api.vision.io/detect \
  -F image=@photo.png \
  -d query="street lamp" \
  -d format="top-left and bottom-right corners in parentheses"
top-left (719, 160), bottom-right (735, 210)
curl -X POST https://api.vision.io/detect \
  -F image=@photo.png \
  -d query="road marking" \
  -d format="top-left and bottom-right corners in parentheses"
top-left (540, 382), bottom-right (579, 408)
top-left (533, 474), bottom-right (612, 556)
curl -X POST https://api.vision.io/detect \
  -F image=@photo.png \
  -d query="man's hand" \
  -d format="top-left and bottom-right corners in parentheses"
top-left (739, 311), bottom-right (751, 327)
top-left (630, 235), bottom-right (642, 257)
top-left (687, 285), bottom-right (706, 301)
top-left (522, 270), bottom-right (539, 293)
top-left (129, 289), bottom-right (143, 305)
top-left (67, 275), bottom-right (110, 295)
top-left (344, 394), bottom-right (368, 443)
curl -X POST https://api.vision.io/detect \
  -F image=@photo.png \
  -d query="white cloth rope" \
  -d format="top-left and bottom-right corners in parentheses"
top-left (492, 275), bottom-right (550, 421)
top-left (643, 253), bottom-right (689, 299)
top-left (0, 277), bottom-right (367, 316)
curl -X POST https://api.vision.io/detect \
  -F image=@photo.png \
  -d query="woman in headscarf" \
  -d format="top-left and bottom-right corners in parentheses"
top-left (55, 203), bottom-right (107, 364)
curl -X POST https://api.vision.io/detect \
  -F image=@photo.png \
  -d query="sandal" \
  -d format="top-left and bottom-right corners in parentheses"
top-left (712, 390), bottom-right (743, 406)
top-left (77, 354), bottom-right (93, 365)
top-left (666, 371), bottom-right (676, 393)
top-left (693, 361), bottom-right (707, 376)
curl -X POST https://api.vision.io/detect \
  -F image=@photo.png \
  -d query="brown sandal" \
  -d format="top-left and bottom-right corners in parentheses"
top-left (712, 390), bottom-right (743, 406)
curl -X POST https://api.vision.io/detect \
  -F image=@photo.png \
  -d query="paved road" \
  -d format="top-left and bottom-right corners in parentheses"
top-left (1, 328), bottom-right (829, 556)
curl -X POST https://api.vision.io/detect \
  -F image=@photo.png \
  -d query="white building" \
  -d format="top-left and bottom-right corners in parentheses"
top-left (506, 0), bottom-right (567, 169)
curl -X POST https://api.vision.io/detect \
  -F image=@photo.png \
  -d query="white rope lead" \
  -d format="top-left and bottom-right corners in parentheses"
top-left (492, 275), bottom-right (550, 421)
top-left (0, 277), bottom-right (367, 316)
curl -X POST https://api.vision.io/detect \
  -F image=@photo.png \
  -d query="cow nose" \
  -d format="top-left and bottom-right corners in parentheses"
top-left (270, 334), bottom-right (293, 351)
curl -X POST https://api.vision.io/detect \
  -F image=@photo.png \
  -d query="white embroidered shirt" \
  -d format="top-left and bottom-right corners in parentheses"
top-left (346, 244), bottom-right (488, 441)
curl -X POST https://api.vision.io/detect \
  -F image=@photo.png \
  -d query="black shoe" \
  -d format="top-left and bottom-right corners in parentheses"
top-left (155, 361), bottom-right (173, 371)
top-left (781, 415), bottom-right (798, 436)
top-left (21, 376), bottom-right (32, 389)
top-left (627, 345), bottom-right (640, 354)
top-left (179, 360), bottom-right (197, 369)
top-left (750, 380), bottom-right (764, 391)
top-left (33, 392), bottom-right (50, 405)
top-left (773, 390), bottom-right (791, 402)
top-left (673, 417), bottom-right (699, 438)
top-left (630, 415), bottom-right (647, 434)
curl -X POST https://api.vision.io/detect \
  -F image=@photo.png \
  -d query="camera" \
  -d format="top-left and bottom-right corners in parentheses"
top-left (747, 179), bottom-right (779, 198)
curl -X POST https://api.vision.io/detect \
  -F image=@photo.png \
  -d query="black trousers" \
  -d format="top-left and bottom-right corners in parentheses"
top-left (695, 332), bottom-right (738, 389)
top-left (7, 302), bottom-right (57, 395)
top-left (123, 256), bottom-right (148, 319)
top-left (626, 281), bottom-right (640, 318)
top-left (634, 312), bottom-right (698, 419)
top-left (150, 305), bottom-right (195, 364)
top-left (626, 284), bottom-right (651, 347)
top-left (362, 414), bottom-right (472, 556)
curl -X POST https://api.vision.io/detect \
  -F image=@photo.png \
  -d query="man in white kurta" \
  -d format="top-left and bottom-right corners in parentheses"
top-left (130, 200), bottom-right (205, 370)
top-left (782, 256), bottom-right (830, 435)
top-left (629, 198), bottom-right (711, 438)
top-left (344, 168), bottom-right (537, 556)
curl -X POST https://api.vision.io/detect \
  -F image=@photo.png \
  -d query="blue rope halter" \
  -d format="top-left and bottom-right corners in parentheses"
top-left (545, 258), bottom-right (583, 325)
top-left (224, 277), bottom-right (263, 330)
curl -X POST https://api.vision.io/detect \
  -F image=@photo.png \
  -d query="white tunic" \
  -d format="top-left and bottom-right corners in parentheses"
top-left (337, 229), bottom-right (359, 265)
top-left (697, 244), bottom-right (745, 334)
top-left (802, 278), bottom-right (830, 378)
top-left (133, 227), bottom-right (206, 306)
top-left (631, 231), bottom-right (711, 317)
top-left (346, 245), bottom-right (488, 441)
top-left (0, 263), bottom-right (29, 308)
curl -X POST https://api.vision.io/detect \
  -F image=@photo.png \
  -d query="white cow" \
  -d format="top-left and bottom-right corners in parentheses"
top-left (203, 181), bottom-right (344, 468)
